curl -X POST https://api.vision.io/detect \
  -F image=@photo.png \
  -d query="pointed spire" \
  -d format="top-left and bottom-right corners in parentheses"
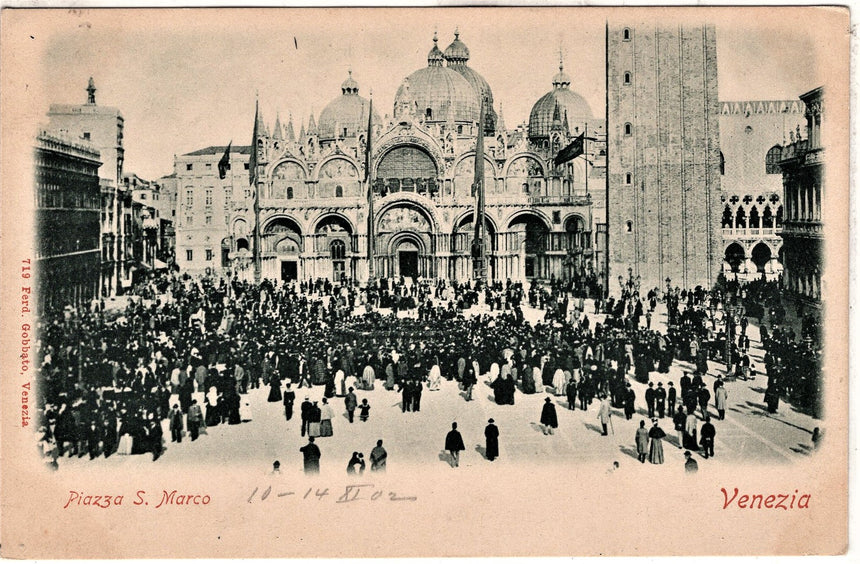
top-left (272, 113), bottom-right (283, 140)
top-left (552, 101), bottom-right (562, 129)
top-left (286, 113), bottom-right (296, 142)
top-left (299, 118), bottom-right (306, 144)
top-left (308, 110), bottom-right (317, 134)
top-left (86, 77), bottom-right (97, 105)
top-left (562, 109), bottom-right (570, 134)
top-left (255, 98), bottom-right (268, 138)
top-left (496, 102), bottom-right (506, 134)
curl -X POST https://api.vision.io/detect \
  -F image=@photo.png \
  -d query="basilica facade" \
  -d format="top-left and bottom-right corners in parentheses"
top-left (195, 31), bottom-right (606, 286)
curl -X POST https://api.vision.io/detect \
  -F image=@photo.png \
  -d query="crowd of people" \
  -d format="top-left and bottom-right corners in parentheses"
top-left (33, 269), bottom-right (820, 472)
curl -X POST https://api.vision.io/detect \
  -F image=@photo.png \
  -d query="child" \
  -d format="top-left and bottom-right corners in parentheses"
top-left (359, 398), bottom-right (371, 422)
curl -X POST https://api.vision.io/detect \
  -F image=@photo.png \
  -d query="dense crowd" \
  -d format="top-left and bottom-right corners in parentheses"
top-left (34, 270), bottom-right (821, 470)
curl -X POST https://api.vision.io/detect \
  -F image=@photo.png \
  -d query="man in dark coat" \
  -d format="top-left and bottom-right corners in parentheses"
top-left (187, 399), bottom-right (203, 441)
top-left (300, 396), bottom-right (313, 437)
top-left (644, 382), bottom-right (656, 418)
top-left (667, 381), bottom-right (677, 417)
top-left (566, 379), bottom-right (577, 411)
top-left (484, 419), bottom-right (499, 461)
top-left (299, 437), bottom-right (321, 474)
top-left (700, 416), bottom-right (716, 459)
top-left (344, 387), bottom-right (357, 423)
top-left (445, 422), bottom-right (466, 468)
top-left (540, 397), bottom-right (559, 435)
top-left (655, 382), bottom-right (667, 418)
top-left (283, 383), bottom-right (296, 421)
top-left (623, 384), bottom-right (636, 420)
top-left (169, 404), bottom-right (183, 443)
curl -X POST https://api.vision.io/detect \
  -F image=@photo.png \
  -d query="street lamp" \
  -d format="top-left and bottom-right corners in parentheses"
top-left (725, 301), bottom-right (735, 375)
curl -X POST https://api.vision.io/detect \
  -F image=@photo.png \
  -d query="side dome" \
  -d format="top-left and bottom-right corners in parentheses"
top-left (394, 56), bottom-right (479, 124)
top-left (318, 71), bottom-right (380, 141)
top-left (528, 58), bottom-right (593, 140)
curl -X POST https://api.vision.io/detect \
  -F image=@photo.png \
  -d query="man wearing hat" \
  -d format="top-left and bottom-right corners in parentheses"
top-left (540, 397), bottom-right (559, 435)
top-left (635, 420), bottom-right (649, 463)
top-left (300, 396), bottom-right (313, 437)
top-left (684, 451), bottom-right (698, 474)
top-left (484, 419), bottom-right (499, 461)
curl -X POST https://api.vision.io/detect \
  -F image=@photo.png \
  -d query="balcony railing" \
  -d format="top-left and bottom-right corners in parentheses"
top-left (721, 227), bottom-right (781, 237)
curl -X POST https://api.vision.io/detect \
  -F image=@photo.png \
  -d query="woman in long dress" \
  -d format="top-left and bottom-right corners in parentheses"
top-left (362, 364), bottom-right (375, 391)
top-left (319, 398), bottom-right (334, 437)
top-left (684, 411), bottom-right (699, 450)
top-left (427, 364), bottom-right (442, 390)
top-left (267, 374), bottom-right (282, 402)
top-left (648, 420), bottom-right (666, 464)
top-left (521, 364), bottom-right (536, 394)
top-left (552, 368), bottom-right (567, 397)
top-left (334, 369), bottom-right (346, 397)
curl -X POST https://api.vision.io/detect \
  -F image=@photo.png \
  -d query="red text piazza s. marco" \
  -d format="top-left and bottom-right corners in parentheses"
top-left (721, 487), bottom-right (810, 510)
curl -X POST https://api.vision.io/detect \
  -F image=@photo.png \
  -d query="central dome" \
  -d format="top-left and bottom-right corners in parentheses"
top-left (318, 71), bottom-right (380, 141)
top-left (442, 30), bottom-right (496, 134)
top-left (394, 37), bottom-right (480, 125)
top-left (528, 58), bottom-right (593, 140)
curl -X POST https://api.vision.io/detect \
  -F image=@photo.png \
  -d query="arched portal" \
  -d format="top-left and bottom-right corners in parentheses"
top-left (751, 242), bottom-right (772, 274)
top-left (508, 212), bottom-right (550, 279)
top-left (375, 203), bottom-right (435, 279)
top-left (724, 242), bottom-right (745, 274)
top-left (262, 216), bottom-right (303, 282)
top-left (314, 214), bottom-right (355, 282)
top-left (450, 212), bottom-right (498, 280)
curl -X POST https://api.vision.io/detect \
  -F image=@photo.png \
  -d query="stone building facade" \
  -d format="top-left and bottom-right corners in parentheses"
top-left (178, 31), bottom-right (606, 287)
top-left (34, 131), bottom-right (102, 311)
top-left (718, 99), bottom-right (806, 281)
top-left (778, 86), bottom-right (824, 308)
top-left (607, 23), bottom-right (722, 293)
top-left (47, 78), bottom-right (128, 295)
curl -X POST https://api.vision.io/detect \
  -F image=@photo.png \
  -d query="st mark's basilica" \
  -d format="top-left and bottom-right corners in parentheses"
top-left (198, 31), bottom-right (607, 287)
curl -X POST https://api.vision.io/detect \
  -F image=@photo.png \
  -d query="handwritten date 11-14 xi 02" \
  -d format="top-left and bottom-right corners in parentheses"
top-left (248, 484), bottom-right (418, 504)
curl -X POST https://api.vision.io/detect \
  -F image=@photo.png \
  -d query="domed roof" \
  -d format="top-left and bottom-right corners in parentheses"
top-left (395, 40), bottom-right (480, 124)
top-left (318, 72), bottom-right (380, 141)
top-left (528, 58), bottom-right (593, 140)
top-left (427, 31), bottom-right (445, 66)
top-left (450, 65), bottom-right (496, 134)
top-left (443, 28), bottom-right (470, 62)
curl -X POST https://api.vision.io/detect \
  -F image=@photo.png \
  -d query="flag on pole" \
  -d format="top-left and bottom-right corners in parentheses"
top-left (554, 132), bottom-right (585, 165)
top-left (249, 100), bottom-right (260, 185)
top-left (364, 98), bottom-right (373, 184)
top-left (218, 141), bottom-right (232, 180)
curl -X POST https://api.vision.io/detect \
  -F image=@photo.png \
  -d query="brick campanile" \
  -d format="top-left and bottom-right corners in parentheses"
top-left (607, 23), bottom-right (722, 294)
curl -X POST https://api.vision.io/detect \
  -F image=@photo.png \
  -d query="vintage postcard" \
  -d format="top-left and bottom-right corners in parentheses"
top-left (0, 6), bottom-right (850, 558)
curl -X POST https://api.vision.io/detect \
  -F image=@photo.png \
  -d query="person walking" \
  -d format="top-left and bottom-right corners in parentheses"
top-left (345, 387), bottom-right (358, 423)
top-left (445, 422), bottom-right (466, 467)
top-left (648, 418), bottom-right (666, 464)
top-left (300, 396), bottom-right (312, 437)
top-left (540, 397), bottom-right (559, 435)
top-left (597, 395), bottom-right (612, 436)
top-left (667, 381), bottom-right (677, 417)
top-left (635, 420), bottom-right (649, 463)
top-left (714, 381), bottom-right (728, 420)
top-left (623, 383), bottom-right (635, 420)
top-left (484, 419), bottom-right (499, 461)
top-left (645, 382), bottom-right (656, 419)
top-left (283, 382), bottom-right (296, 421)
top-left (370, 439), bottom-right (387, 471)
top-left (655, 382), bottom-right (667, 418)
top-left (187, 399), bottom-right (203, 441)
top-left (169, 404), bottom-right (183, 444)
top-left (700, 416), bottom-right (716, 459)
top-left (673, 406), bottom-right (686, 449)
top-left (300, 437), bottom-right (321, 474)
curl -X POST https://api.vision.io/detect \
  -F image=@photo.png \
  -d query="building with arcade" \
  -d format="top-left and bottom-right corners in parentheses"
top-left (175, 31), bottom-right (606, 287)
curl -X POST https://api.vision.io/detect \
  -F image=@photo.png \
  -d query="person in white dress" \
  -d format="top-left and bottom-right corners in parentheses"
top-left (552, 368), bottom-right (567, 396)
top-left (428, 364), bottom-right (442, 390)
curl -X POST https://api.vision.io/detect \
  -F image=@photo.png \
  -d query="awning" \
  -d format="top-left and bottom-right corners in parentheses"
top-left (154, 259), bottom-right (169, 270)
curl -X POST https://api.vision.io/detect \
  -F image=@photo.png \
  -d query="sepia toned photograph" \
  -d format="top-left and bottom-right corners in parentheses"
top-left (0, 5), bottom-right (850, 558)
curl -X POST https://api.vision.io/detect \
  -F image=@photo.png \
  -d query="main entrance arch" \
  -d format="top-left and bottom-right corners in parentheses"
top-left (375, 202), bottom-right (435, 279)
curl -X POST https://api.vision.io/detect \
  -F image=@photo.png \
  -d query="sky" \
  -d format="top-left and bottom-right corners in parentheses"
top-left (25, 7), bottom-right (828, 180)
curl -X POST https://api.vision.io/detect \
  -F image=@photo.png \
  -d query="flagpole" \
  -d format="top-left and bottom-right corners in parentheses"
top-left (585, 122), bottom-right (589, 197)
top-left (604, 20), bottom-right (610, 299)
top-left (251, 98), bottom-right (262, 285)
top-left (472, 100), bottom-right (486, 283)
top-left (365, 96), bottom-right (375, 282)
